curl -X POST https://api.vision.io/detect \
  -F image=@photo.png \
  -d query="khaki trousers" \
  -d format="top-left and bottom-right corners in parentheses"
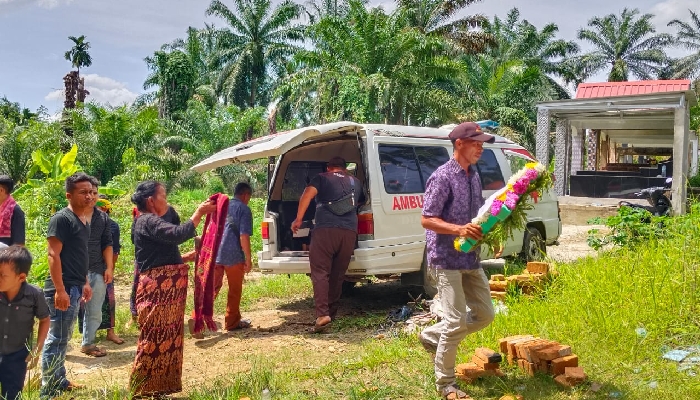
top-left (421, 268), bottom-right (495, 391)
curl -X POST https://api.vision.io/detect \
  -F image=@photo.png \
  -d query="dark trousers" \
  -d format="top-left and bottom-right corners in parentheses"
top-left (309, 227), bottom-right (357, 319)
top-left (0, 347), bottom-right (29, 400)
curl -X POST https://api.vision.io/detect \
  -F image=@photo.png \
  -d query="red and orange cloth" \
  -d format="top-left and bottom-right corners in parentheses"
top-left (0, 195), bottom-right (17, 239)
top-left (191, 193), bottom-right (229, 334)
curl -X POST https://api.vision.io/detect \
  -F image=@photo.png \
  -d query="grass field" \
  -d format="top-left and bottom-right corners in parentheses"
top-left (15, 192), bottom-right (700, 399)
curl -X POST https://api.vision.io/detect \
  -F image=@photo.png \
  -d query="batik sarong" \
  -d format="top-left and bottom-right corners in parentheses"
top-left (130, 263), bottom-right (189, 397)
top-left (0, 195), bottom-right (16, 239)
top-left (191, 193), bottom-right (229, 334)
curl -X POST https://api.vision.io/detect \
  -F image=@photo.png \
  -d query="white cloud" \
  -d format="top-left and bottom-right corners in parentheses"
top-left (37, 0), bottom-right (72, 9)
top-left (0, 0), bottom-right (71, 9)
top-left (44, 73), bottom-right (139, 106)
top-left (650, 0), bottom-right (696, 32)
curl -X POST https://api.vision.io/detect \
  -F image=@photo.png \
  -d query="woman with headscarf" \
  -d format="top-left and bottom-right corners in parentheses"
top-left (129, 181), bottom-right (215, 397)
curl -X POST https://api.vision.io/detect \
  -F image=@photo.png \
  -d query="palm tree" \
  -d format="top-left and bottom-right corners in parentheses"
top-left (485, 8), bottom-right (579, 98)
top-left (64, 35), bottom-right (92, 73)
top-left (206, 0), bottom-right (306, 113)
top-left (143, 50), bottom-right (197, 119)
top-left (304, 0), bottom-right (355, 23)
top-left (279, 0), bottom-right (462, 125)
top-left (668, 9), bottom-right (700, 80)
top-left (459, 54), bottom-right (552, 150)
top-left (396, 0), bottom-right (493, 53)
top-left (575, 8), bottom-right (673, 82)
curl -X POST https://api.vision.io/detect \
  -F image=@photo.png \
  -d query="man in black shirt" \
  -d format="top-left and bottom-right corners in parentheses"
top-left (0, 175), bottom-right (25, 247)
top-left (41, 173), bottom-right (96, 399)
top-left (292, 156), bottom-right (365, 332)
top-left (78, 182), bottom-right (113, 357)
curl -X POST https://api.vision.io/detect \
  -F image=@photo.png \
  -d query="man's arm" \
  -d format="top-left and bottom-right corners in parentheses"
top-left (47, 236), bottom-right (70, 310)
top-left (291, 186), bottom-right (318, 233)
top-left (103, 246), bottom-right (114, 284)
top-left (12, 206), bottom-right (25, 246)
top-left (421, 216), bottom-right (482, 240)
top-left (240, 234), bottom-right (252, 272)
top-left (28, 316), bottom-right (50, 369)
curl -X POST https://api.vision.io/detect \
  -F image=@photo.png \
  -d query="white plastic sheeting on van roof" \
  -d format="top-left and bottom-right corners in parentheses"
top-left (190, 121), bottom-right (363, 172)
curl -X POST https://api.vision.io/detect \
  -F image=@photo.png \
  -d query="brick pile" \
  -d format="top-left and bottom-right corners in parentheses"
top-left (498, 335), bottom-right (587, 388)
top-left (455, 347), bottom-right (505, 383)
top-left (489, 262), bottom-right (551, 300)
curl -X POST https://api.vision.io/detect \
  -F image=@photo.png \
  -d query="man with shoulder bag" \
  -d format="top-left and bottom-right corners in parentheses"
top-left (292, 156), bottom-right (365, 333)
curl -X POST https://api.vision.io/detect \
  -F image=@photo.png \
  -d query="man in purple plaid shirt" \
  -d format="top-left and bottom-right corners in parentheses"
top-left (419, 122), bottom-right (497, 400)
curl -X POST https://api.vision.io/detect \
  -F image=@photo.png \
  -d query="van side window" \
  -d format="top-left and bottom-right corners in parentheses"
top-left (281, 161), bottom-right (326, 201)
top-left (378, 144), bottom-right (449, 194)
top-left (415, 146), bottom-right (450, 180)
top-left (476, 149), bottom-right (506, 190)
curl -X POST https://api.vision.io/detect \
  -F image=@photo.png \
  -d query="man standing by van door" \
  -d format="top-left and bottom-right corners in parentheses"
top-left (419, 122), bottom-right (497, 400)
top-left (292, 156), bottom-right (364, 333)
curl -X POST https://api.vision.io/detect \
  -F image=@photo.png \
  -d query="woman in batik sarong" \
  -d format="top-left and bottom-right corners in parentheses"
top-left (129, 181), bottom-right (215, 397)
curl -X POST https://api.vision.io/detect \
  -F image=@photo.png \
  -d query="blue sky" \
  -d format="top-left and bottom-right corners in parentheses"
top-left (0, 0), bottom-right (695, 113)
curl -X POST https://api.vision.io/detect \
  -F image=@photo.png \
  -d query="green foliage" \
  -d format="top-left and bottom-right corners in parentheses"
top-left (688, 174), bottom-right (700, 188)
top-left (279, 0), bottom-right (463, 126)
top-left (205, 0), bottom-right (305, 114)
top-left (144, 50), bottom-right (197, 119)
top-left (14, 145), bottom-right (80, 224)
top-left (667, 10), bottom-right (700, 79)
top-left (587, 206), bottom-right (668, 250)
top-left (64, 35), bottom-right (92, 71)
top-left (573, 8), bottom-right (673, 82)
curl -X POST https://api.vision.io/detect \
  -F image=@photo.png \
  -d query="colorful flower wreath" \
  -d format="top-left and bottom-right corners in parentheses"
top-left (455, 162), bottom-right (554, 253)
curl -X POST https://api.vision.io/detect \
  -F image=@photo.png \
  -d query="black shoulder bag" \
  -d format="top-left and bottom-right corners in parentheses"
top-left (320, 175), bottom-right (357, 216)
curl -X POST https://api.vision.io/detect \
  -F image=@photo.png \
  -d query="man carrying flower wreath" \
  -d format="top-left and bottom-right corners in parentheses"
top-left (419, 122), bottom-right (498, 400)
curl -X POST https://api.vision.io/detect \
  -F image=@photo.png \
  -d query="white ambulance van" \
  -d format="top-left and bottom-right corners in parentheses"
top-left (192, 122), bottom-right (561, 295)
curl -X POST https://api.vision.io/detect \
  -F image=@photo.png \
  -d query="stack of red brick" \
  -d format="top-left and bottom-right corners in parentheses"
top-left (455, 347), bottom-right (505, 383)
top-left (489, 262), bottom-right (551, 300)
top-left (499, 335), bottom-right (587, 388)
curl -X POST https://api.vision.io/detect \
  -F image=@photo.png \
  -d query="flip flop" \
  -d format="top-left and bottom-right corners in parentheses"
top-left (80, 345), bottom-right (107, 357)
top-left (440, 385), bottom-right (471, 399)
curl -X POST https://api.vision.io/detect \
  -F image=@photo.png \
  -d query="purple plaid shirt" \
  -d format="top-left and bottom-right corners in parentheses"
top-left (423, 158), bottom-right (484, 270)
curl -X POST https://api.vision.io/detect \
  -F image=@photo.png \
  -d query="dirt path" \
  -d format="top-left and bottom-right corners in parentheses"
top-left (547, 224), bottom-right (603, 262)
top-left (60, 224), bottom-right (600, 397)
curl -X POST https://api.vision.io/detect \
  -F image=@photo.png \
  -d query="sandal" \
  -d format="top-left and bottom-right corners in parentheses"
top-left (440, 385), bottom-right (471, 399)
top-left (80, 345), bottom-right (107, 357)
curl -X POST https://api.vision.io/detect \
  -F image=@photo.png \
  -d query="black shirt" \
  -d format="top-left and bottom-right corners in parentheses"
top-left (0, 204), bottom-right (25, 246)
top-left (309, 171), bottom-right (365, 232)
top-left (110, 219), bottom-right (121, 255)
top-left (0, 282), bottom-right (50, 355)
top-left (44, 208), bottom-right (90, 295)
top-left (132, 213), bottom-right (196, 272)
top-left (87, 208), bottom-right (113, 274)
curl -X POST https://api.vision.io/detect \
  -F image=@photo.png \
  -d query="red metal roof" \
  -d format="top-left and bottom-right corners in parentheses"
top-left (575, 80), bottom-right (691, 99)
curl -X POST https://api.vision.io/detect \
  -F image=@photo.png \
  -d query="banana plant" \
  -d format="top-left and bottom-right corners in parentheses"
top-left (14, 144), bottom-right (80, 196)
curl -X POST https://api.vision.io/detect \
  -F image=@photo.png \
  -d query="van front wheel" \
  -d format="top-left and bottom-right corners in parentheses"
top-left (521, 226), bottom-right (546, 261)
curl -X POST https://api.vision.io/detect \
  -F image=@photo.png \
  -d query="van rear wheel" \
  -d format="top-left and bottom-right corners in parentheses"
top-left (521, 226), bottom-right (546, 261)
